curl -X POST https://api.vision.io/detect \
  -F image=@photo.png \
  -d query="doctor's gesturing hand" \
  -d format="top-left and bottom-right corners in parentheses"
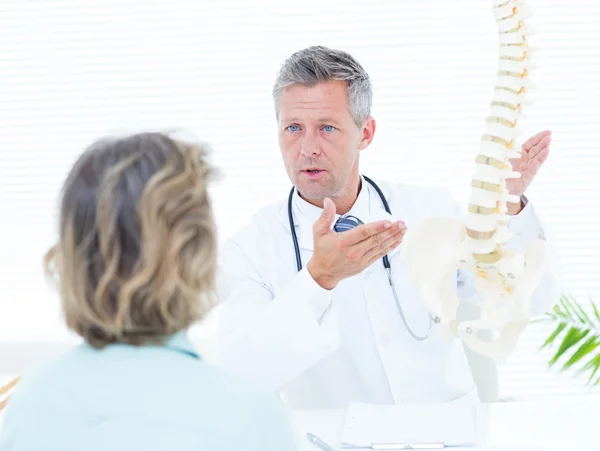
top-left (307, 198), bottom-right (406, 290)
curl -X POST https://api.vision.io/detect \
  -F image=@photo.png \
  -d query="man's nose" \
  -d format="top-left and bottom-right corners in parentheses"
top-left (300, 129), bottom-right (321, 157)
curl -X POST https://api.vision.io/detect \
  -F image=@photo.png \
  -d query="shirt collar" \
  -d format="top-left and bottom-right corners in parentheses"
top-left (162, 330), bottom-right (201, 359)
top-left (293, 176), bottom-right (373, 250)
top-left (87, 330), bottom-right (201, 359)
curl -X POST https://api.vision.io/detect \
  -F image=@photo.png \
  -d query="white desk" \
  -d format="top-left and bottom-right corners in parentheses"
top-left (0, 395), bottom-right (598, 450)
top-left (292, 396), bottom-right (600, 451)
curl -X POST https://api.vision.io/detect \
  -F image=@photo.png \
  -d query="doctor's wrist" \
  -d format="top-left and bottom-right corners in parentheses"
top-left (307, 259), bottom-right (338, 290)
top-left (507, 195), bottom-right (526, 216)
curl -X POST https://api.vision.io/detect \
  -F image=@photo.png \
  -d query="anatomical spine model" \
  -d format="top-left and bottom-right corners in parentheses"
top-left (400, 0), bottom-right (546, 362)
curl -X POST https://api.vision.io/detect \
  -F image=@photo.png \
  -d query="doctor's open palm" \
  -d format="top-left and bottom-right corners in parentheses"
top-left (307, 198), bottom-right (406, 290)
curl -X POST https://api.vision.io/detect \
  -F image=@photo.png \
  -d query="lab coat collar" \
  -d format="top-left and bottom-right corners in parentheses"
top-left (281, 176), bottom-right (396, 253)
top-left (162, 330), bottom-right (201, 359)
top-left (84, 330), bottom-right (201, 359)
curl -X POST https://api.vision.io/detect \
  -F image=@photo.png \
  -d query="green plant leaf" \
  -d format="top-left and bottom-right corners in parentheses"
top-left (571, 294), bottom-right (592, 324)
top-left (532, 312), bottom-right (557, 324)
top-left (541, 322), bottom-right (567, 349)
top-left (548, 327), bottom-right (589, 366)
top-left (591, 298), bottom-right (600, 324)
top-left (540, 294), bottom-right (600, 387)
top-left (562, 296), bottom-right (585, 323)
top-left (553, 297), bottom-right (569, 318)
top-left (578, 354), bottom-right (600, 386)
top-left (558, 295), bottom-right (571, 313)
top-left (562, 336), bottom-right (600, 370)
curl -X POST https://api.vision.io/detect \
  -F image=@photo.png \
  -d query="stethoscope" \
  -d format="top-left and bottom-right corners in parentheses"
top-left (287, 175), bottom-right (432, 341)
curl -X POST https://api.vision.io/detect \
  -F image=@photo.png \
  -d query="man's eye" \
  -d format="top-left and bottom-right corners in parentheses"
top-left (287, 125), bottom-right (300, 132)
top-left (322, 125), bottom-right (336, 132)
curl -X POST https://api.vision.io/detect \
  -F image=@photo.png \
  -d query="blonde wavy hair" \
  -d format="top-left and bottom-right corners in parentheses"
top-left (44, 132), bottom-right (217, 349)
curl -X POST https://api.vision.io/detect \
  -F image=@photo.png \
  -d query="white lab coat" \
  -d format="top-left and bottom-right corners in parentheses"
top-left (213, 178), bottom-right (560, 409)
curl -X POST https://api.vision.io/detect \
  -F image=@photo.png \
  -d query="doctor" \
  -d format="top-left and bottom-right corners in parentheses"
top-left (214, 46), bottom-right (560, 409)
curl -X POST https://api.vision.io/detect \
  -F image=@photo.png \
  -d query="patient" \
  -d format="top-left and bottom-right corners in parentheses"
top-left (0, 133), bottom-right (298, 451)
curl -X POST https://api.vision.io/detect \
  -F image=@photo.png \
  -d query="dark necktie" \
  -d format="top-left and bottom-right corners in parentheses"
top-left (333, 215), bottom-right (363, 232)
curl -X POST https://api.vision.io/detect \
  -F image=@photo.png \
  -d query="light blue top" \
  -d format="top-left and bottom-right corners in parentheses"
top-left (0, 332), bottom-right (298, 451)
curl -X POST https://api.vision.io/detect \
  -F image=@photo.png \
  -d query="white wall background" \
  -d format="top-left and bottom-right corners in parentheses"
top-left (0, 0), bottom-right (598, 399)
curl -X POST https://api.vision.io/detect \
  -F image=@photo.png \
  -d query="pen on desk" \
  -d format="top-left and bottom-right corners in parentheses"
top-left (370, 444), bottom-right (445, 450)
top-left (340, 442), bottom-right (446, 450)
top-left (306, 432), bottom-right (335, 451)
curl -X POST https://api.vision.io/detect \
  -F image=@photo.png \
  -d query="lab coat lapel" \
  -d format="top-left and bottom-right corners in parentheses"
top-left (278, 192), bottom-right (320, 252)
top-left (281, 188), bottom-right (339, 252)
top-left (366, 181), bottom-right (403, 261)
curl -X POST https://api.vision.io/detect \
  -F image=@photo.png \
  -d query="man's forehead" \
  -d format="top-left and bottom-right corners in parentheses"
top-left (279, 108), bottom-right (347, 123)
top-left (280, 80), bottom-right (348, 101)
top-left (278, 81), bottom-right (351, 122)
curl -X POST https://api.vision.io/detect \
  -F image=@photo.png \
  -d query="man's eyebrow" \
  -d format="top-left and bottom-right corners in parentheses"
top-left (279, 117), bottom-right (343, 125)
top-left (316, 117), bottom-right (342, 124)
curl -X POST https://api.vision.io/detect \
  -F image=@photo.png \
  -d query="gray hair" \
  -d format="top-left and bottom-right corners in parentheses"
top-left (272, 46), bottom-right (372, 128)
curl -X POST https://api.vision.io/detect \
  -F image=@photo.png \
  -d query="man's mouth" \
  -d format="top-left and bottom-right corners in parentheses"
top-left (301, 168), bottom-right (326, 178)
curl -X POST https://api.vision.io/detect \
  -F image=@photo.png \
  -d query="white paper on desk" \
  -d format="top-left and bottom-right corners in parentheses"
top-left (340, 402), bottom-right (478, 448)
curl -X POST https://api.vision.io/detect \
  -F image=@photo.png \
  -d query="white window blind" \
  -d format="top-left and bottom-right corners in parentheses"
top-left (1, 0), bottom-right (598, 399)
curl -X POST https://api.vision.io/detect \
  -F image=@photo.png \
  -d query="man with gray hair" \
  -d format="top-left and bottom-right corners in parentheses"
top-left (214, 46), bottom-right (559, 409)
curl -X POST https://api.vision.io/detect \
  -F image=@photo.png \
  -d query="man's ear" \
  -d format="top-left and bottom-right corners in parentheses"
top-left (358, 116), bottom-right (376, 151)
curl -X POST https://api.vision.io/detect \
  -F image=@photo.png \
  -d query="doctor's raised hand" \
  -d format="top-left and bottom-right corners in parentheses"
top-left (506, 130), bottom-right (552, 214)
top-left (307, 197), bottom-right (406, 290)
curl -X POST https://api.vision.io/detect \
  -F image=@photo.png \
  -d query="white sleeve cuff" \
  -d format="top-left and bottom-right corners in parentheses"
top-left (299, 267), bottom-right (333, 323)
top-left (507, 196), bottom-right (545, 252)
